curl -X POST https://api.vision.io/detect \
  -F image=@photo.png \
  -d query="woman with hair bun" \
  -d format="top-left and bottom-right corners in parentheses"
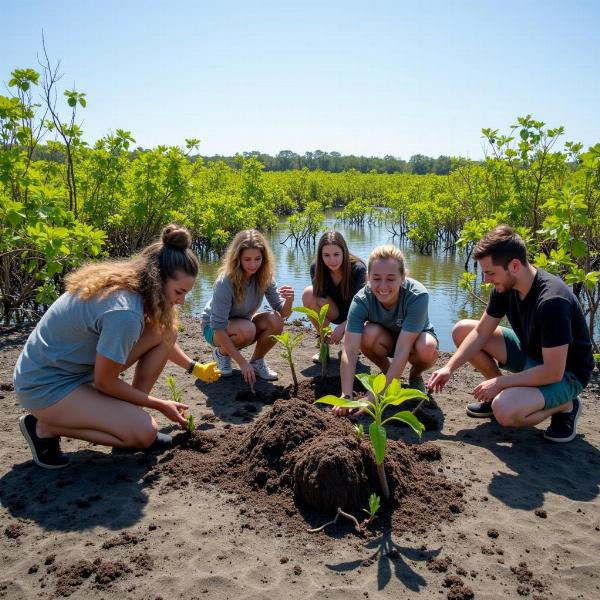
top-left (337, 245), bottom-right (438, 415)
top-left (14, 224), bottom-right (220, 469)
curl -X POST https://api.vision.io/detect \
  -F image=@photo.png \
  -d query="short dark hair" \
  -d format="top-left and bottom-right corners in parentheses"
top-left (473, 225), bottom-right (528, 268)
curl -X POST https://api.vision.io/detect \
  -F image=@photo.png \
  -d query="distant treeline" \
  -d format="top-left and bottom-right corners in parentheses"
top-left (199, 150), bottom-right (458, 175)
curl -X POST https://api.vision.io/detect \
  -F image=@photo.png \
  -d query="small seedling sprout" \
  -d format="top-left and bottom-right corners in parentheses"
top-left (316, 373), bottom-right (426, 501)
top-left (363, 493), bottom-right (381, 524)
top-left (271, 330), bottom-right (304, 394)
top-left (186, 414), bottom-right (196, 434)
top-left (353, 422), bottom-right (365, 440)
top-left (166, 374), bottom-right (196, 432)
top-left (293, 304), bottom-right (332, 378)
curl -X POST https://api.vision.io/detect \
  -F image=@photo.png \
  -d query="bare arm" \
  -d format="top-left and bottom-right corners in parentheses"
top-left (340, 331), bottom-right (362, 398)
top-left (94, 354), bottom-right (188, 426)
top-left (472, 344), bottom-right (568, 401)
top-left (428, 312), bottom-right (500, 392)
top-left (385, 330), bottom-right (418, 385)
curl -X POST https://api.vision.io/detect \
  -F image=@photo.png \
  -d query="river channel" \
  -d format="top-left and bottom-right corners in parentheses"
top-left (185, 211), bottom-right (487, 351)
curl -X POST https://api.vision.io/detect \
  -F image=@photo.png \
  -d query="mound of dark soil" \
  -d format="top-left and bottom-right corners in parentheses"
top-left (151, 394), bottom-right (464, 535)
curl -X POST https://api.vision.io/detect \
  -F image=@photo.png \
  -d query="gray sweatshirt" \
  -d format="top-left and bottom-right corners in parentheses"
top-left (201, 275), bottom-right (285, 330)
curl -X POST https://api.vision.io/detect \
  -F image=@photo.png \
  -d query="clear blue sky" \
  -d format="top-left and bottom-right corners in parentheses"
top-left (2, 0), bottom-right (599, 158)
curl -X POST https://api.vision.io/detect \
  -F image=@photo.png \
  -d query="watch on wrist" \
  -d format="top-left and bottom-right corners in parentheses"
top-left (187, 360), bottom-right (197, 374)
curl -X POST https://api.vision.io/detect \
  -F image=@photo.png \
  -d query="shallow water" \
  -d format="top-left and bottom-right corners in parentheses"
top-left (185, 212), bottom-right (486, 351)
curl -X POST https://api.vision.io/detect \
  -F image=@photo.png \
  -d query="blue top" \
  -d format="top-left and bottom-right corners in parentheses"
top-left (346, 278), bottom-right (435, 336)
top-left (14, 290), bottom-right (144, 410)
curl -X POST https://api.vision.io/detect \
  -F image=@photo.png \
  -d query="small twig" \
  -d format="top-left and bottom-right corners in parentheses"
top-left (307, 507), bottom-right (362, 533)
top-left (411, 391), bottom-right (434, 415)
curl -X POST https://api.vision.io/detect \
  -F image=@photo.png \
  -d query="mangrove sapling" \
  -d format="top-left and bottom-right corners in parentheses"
top-left (316, 373), bottom-right (427, 501)
top-left (363, 493), bottom-right (381, 525)
top-left (270, 330), bottom-right (305, 394)
top-left (353, 422), bottom-right (365, 441)
top-left (166, 374), bottom-right (196, 432)
top-left (293, 304), bottom-right (332, 378)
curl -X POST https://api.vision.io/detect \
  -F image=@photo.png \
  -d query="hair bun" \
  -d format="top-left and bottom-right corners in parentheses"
top-left (161, 224), bottom-right (192, 250)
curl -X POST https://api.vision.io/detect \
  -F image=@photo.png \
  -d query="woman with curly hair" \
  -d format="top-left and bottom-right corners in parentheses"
top-left (201, 229), bottom-right (294, 383)
top-left (14, 225), bottom-right (220, 469)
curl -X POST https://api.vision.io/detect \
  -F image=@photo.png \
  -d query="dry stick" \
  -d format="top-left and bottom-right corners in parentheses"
top-left (307, 507), bottom-right (362, 533)
top-left (411, 391), bottom-right (434, 415)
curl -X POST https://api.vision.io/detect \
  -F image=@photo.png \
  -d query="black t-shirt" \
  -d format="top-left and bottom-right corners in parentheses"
top-left (486, 269), bottom-right (594, 387)
top-left (310, 260), bottom-right (367, 321)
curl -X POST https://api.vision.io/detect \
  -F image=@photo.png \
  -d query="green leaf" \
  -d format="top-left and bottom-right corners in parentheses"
top-left (369, 422), bottom-right (387, 465)
top-left (355, 372), bottom-right (374, 395)
top-left (293, 305), bottom-right (318, 320)
top-left (372, 373), bottom-right (386, 395)
top-left (67, 96), bottom-right (76, 107)
top-left (314, 395), bottom-right (369, 409)
top-left (384, 388), bottom-right (428, 406)
top-left (318, 303), bottom-right (329, 323)
top-left (384, 378), bottom-right (402, 397)
top-left (382, 410), bottom-right (425, 437)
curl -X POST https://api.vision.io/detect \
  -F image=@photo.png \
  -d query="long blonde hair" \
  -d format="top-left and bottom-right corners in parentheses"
top-left (219, 229), bottom-right (275, 304)
top-left (367, 245), bottom-right (406, 276)
top-left (66, 225), bottom-right (199, 330)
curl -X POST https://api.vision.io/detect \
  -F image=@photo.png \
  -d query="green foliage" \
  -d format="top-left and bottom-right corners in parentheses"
top-left (363, 493), bottom-right (381, 523)
top-left (270, 330), bottom-right (304, 391)
top-left (293, 304), bottom-right (332, 377)
top-left (316, 373), bottom-right (426, 499)
top-left (165, 374), bottom-right (183, 405)
top-left (353, 422), bottom-right (365, 440)
top-left (186, 414), bottom-right (196, 434)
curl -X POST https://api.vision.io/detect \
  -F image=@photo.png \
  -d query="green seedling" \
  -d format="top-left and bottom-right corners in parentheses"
top-left (594, 353), bottom-right (600, 370)
top-left (271, 330), bottom-right (305, 394)
top-left (316, 373), bottom-right (426, 501)
top-left (363, 493), bottom-right (381, 524)
top-left (166, 374), bottom-right (196, 432)
top-left (186, 414), bottom-right (196, 434)
top-left (293, 304), bottom-right (332, 378)
top-left (353, 422), bottom-right (365, 440)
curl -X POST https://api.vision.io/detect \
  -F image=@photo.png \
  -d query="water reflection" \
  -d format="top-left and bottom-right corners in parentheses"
top-left (185, 212), bottom-right (485, 351)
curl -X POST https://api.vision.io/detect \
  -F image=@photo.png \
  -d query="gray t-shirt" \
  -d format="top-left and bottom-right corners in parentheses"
top-left (201, 275), bottom-right (285, 330)
top-left (14, 290), bottom-right (144, 410)
top-left (346, 278), bottom-right (435, 336)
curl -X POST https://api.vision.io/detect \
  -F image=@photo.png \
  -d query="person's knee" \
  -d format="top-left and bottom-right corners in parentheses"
top-left (492, 396), bottom-right (521, 427)
top-left (120, 413), bottom-right (157, 448)
top-left (137, 416), bottom-right (158, 448)
top-left (452, 320), bottom-right (476, 347)
top-left (268, 311), bottom-right (284, 334)
top-left (415, 340), bottom-right (438, 365)
top-left (302, 286), bottom-right (315, 307)
top-left (234, 322), bottom-right (256, 347)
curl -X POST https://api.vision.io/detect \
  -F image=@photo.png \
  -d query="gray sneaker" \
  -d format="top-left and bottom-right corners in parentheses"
top-left (212, 348), bottom-right (232, 377)
top-left (250, 358), bottom-right (278, 381)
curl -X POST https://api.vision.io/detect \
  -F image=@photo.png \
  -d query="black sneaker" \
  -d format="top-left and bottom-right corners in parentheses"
top-left (466, 401), bottom-right (494, 418)
top-left (19, 414), bottom-right (70, 469)
top-left (145, 432), bottom-right (173, 452)
top-left (544, 397), bottom-right (582, 443)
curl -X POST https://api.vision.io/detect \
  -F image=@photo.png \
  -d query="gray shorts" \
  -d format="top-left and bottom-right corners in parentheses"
top-left (499, 327), bottom-right (583, 410)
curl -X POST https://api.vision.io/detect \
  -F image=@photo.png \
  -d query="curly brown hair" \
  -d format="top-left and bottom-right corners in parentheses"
top-left (66, 224), bottom-right (199, 330)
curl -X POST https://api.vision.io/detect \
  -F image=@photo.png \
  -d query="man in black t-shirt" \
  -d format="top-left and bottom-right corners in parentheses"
top-left (428, 225), bottom-right (594, 443)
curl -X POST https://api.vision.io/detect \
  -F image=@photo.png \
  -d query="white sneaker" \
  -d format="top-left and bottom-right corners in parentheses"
top-left (212, 347), bottom-right (232, 377)
top-left (250, 358), bottom-right (278, 381)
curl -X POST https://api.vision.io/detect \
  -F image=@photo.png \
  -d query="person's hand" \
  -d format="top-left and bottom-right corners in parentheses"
top-left (278, 285), bottom-right (295, 301)
top-left (239, 359), bottom-right (256, 385)
top-left (473, 377), bottom-right (503, 402)
top-left (427, 366), bottom-right (452, 393)
top-left (328, 326), bottom-right (345, 345)
top-left (160, 399), bottom-right (189, 427)
top-left (332, 392), bottom-right (370, 417)
top-left (192, 361), bottom-right (221, 383)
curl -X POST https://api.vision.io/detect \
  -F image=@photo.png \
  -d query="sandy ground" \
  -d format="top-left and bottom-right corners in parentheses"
top-left (1, 312), bottom-right (599, 600)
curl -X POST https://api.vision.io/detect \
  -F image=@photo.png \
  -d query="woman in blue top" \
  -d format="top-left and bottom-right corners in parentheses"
top-left (14, 225), bottom-right (220, 469)
top-left (338, 245), bottom-right (438, 413)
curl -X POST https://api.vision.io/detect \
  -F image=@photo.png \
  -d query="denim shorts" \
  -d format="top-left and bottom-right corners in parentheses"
top-left (499, 327), bottom-right (583, 409)
top-left (202, 324), bottom-right (216, 347)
